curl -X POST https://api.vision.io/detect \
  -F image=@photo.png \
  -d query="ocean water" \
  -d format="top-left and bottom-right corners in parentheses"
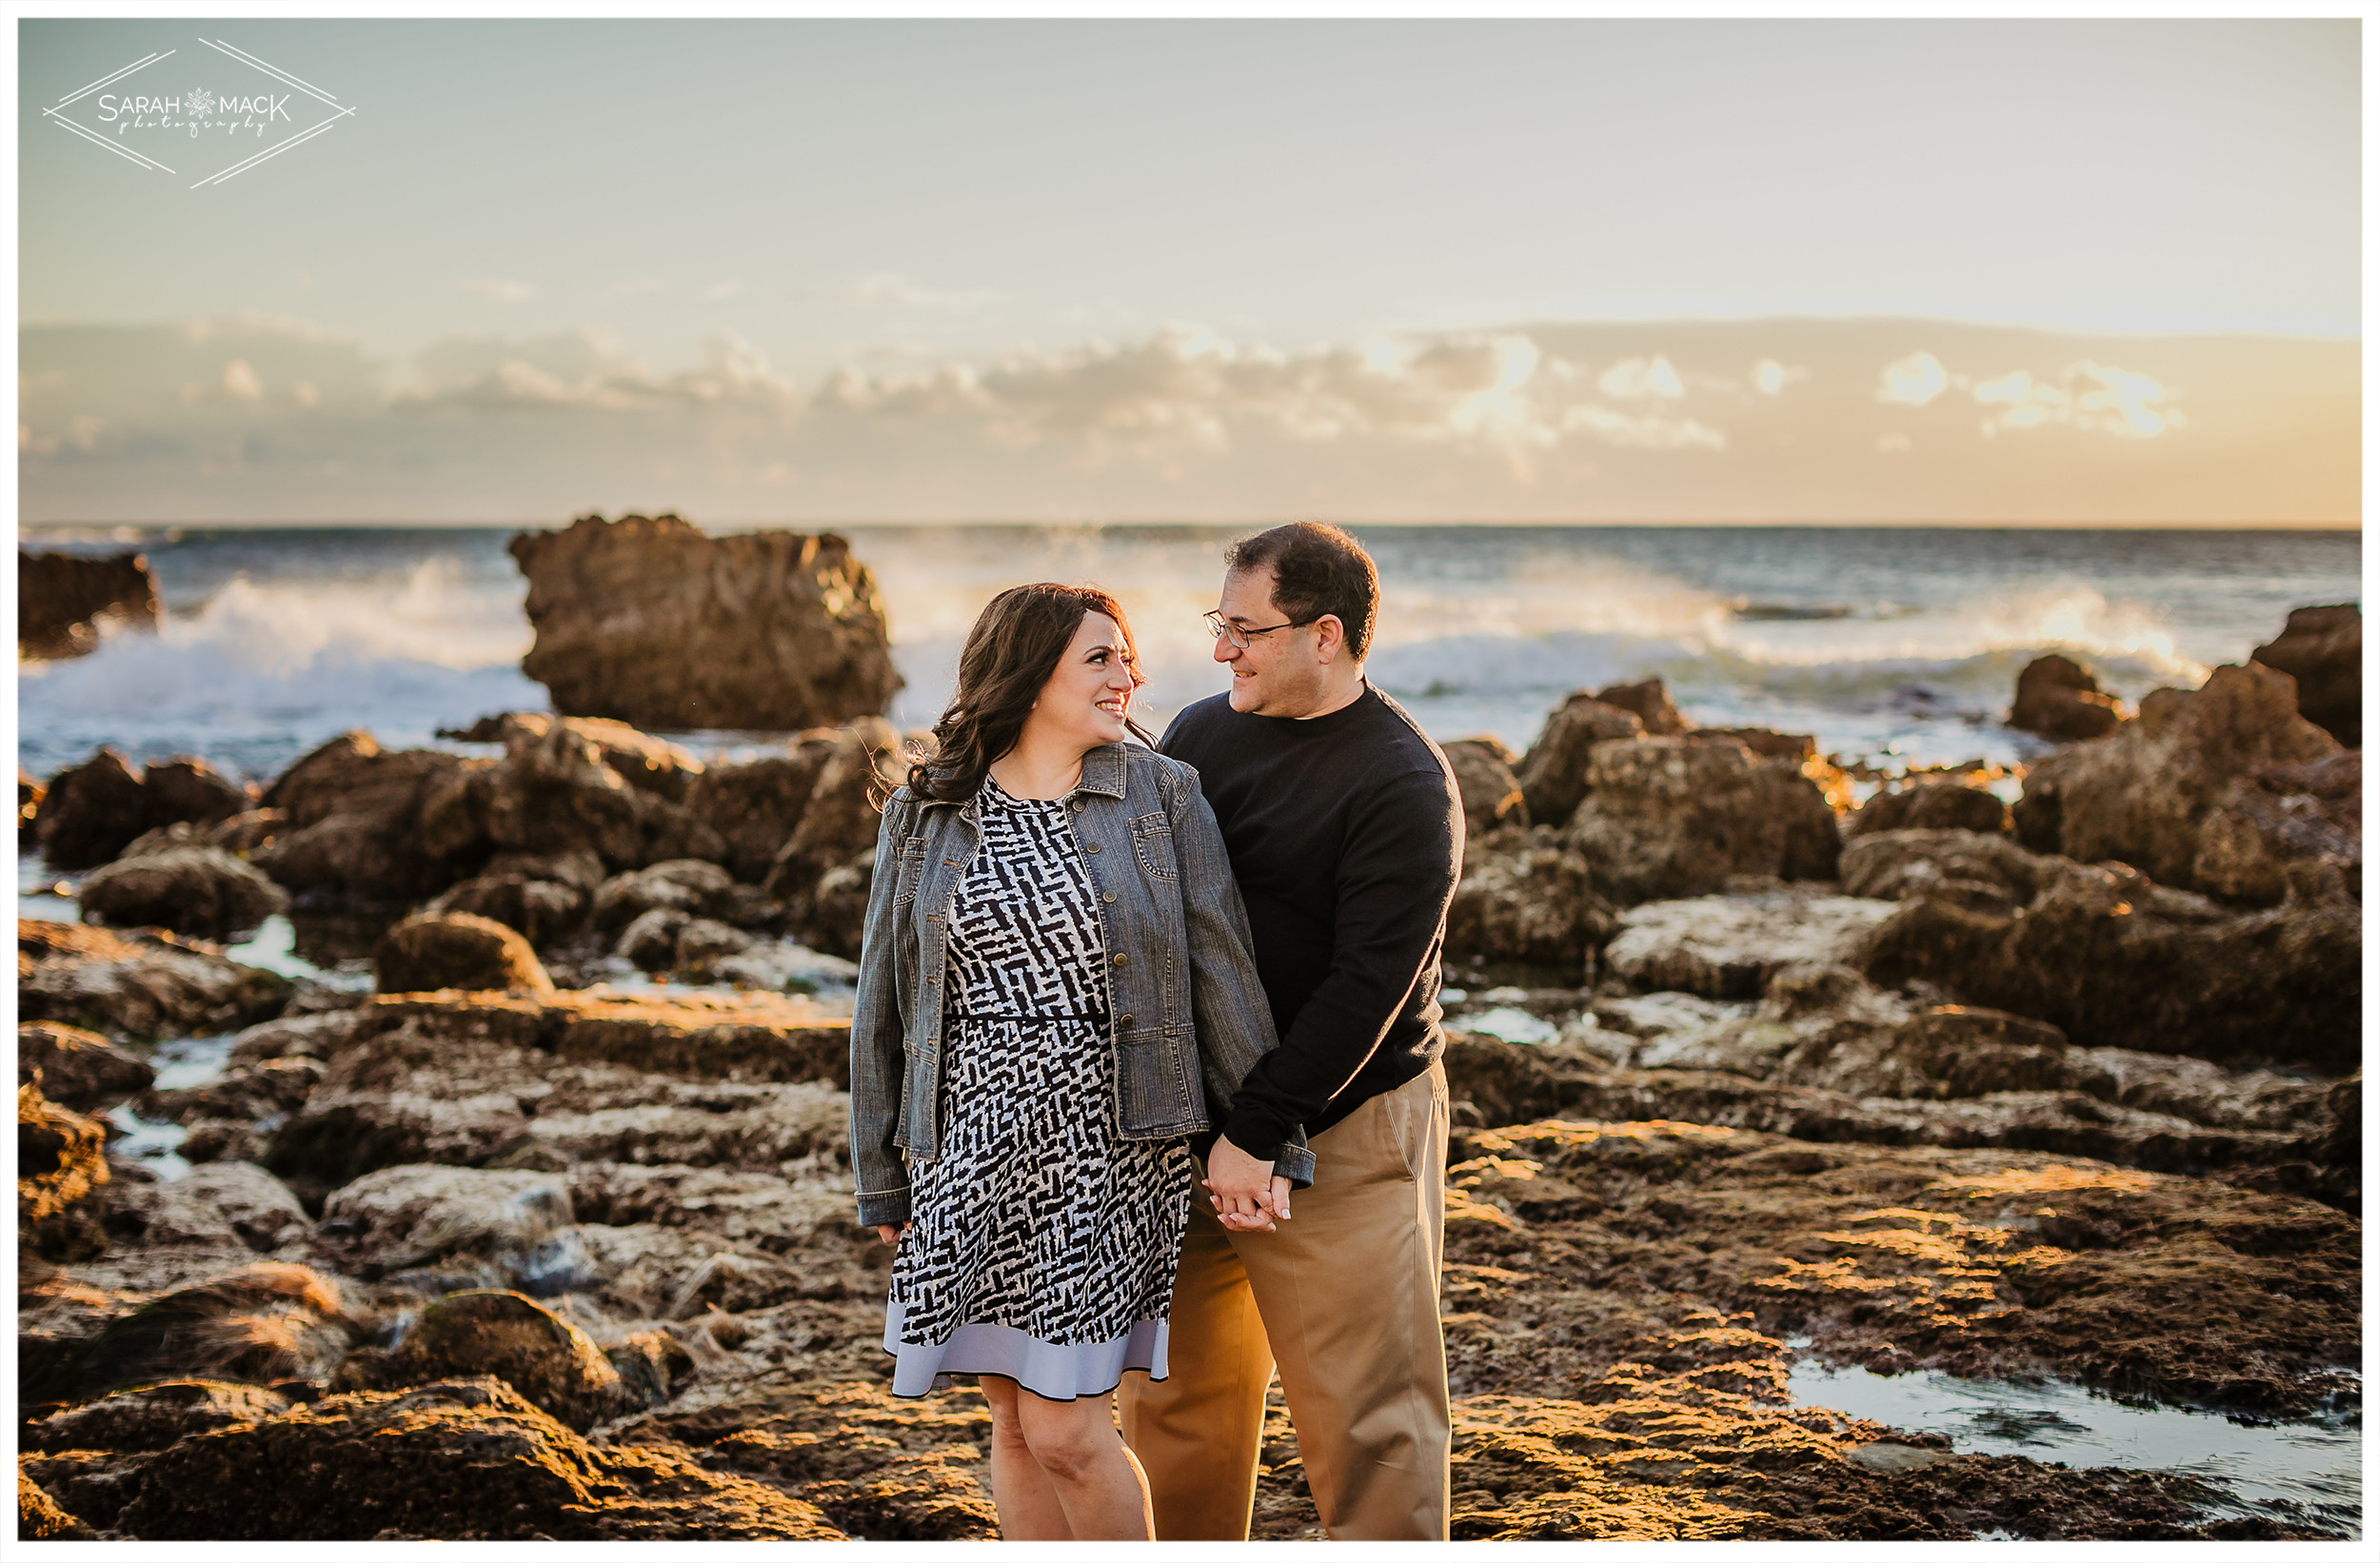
top-left (15, 523), bottom-right (2360, 786)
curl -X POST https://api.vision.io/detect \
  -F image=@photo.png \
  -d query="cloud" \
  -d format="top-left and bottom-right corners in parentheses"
top-left (456, 277), bottom-right (538, 302)
top-left (840, 273), bottom-right (997, 311)
top-left (13, 315), bottom-right (2351, 524)
top-left (704, 279), bottom-right (744, 301)
top-left (1971, 361), bottom-right (2181, 438)
top-left (1877, 351), bottom-right (1949, 406)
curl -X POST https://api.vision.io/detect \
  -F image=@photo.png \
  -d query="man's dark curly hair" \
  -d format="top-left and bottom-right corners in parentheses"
top-left (1223, 522), bottom-right (1379, 661)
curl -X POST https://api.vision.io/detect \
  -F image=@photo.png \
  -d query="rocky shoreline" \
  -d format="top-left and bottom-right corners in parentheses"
top-left (17, 547), bottom-right (2362, 1540)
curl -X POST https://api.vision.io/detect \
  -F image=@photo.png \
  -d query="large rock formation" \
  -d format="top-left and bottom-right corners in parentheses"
top-left (1444, 830), bottom-right (1615, 971)
top-left (255, 733), bottom-right (472, 903)
top-left (1851, 829), bottom-right (2358, 1073)
top-left (19, 1020), bottom-right (156, 1110)
top-left (1514, 697), bottom-right (1645, 830)
top-left (19, 549), bottom-right (160, 662)
top-left (2008, 654), bottom-right (2127, 740)
top-left (373, 912), bottom-right (555, 997)
top-left (1845, 781), bottom-right (2009, 838)
top-left (18, 920), bottom-right (290, 1041)
top-left (30, 750), bottom-right (254, 871)
top-left (1565, 738), bottom-right (1841, 903)
top-left (1442, 739), bottom-right (1528, 838)
top-left (2011, 663), bottom-right (2346, 901)
top-left (2251, 603), bottom-right (2360, 748)
top-left (509, 512), bottom-right (900, 731)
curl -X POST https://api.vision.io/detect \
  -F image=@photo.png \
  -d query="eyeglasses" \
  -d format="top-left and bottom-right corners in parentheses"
top-left (1203, 608), bottom-right (1317, 651)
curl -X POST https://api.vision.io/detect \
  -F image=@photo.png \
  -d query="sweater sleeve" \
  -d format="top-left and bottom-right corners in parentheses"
top-left (1219, 763), bottom-right (1460, 1152)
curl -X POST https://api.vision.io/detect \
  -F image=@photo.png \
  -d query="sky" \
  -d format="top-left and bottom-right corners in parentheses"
top-left (14, 16), bottom-right (2363, 525)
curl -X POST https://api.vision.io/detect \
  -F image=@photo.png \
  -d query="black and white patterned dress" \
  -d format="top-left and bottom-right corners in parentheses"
top-left (883, 776), bottom-right (1195, 1399)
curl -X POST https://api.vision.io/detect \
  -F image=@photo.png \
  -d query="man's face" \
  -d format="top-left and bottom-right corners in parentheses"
top-left (1213, 567), bottom-right (1328, 716)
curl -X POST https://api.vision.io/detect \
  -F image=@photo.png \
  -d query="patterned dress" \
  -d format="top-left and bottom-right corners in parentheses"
top-left (883, 776), bottom-right (1195, 1399)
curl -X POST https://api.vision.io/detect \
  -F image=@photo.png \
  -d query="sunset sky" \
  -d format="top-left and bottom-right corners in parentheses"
top-left (16, 16), bottom-right (2361, 525)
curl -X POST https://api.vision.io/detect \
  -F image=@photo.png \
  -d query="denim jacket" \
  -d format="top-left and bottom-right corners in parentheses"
top-left (848, 742), bottom-right (1313, 1227)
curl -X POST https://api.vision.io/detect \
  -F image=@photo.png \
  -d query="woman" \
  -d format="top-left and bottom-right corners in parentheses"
top-left (847, 583), bottom-right (1310, 1541)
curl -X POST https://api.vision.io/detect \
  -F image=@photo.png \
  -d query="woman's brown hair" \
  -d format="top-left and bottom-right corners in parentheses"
top-left (907, 583), bottom-right (1154, 803)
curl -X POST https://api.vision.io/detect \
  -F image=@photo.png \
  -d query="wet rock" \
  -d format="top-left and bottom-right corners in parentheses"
top-left (19, 920), bottom-right (290, 1040)
top-left (594, 858), bottom-right (741, 930)
top-left (317, 1165), bottom-right (576, 1276)
top-left (374, 912), bottom-right (554, 997)
top-left (31, 747), bottom-right (150, 868)
top-left (1604, 894), bottom-right (1898, 999)
top-left (77, 831), bottom-right (289, 940)
top-left (1447, 829), bottom-right (1616, 970)
top-left (334, 1288), bottom-right (634, 1430)
top-left (178, 1162), bottom-right (311, 1253)
top-left (1445, 738), bottom-right (1528, 837)
top-left (1857, 841), bottom-right (2359, 1072)
top-left (20, 1019), bottom-right (155, 1109)
top-left (512, 510), bottom-right (900, 733)
top-left (707, 939), bottom-right (860, 994)
top-left (2012, 663), bottom-right (2343, 898)
top-left (446, 711), bottom-right (707, 799)
top-left (64, 1262), bottom-right (364, 1400)
top-left (675, 919), bottom-right (758, 979)
top-left (766, 721), bottom-right (904, 900)
top-left (113, 1375), bottom-right (841, 1539)
top-left (18, 548), bottom-right (159, 662)
top-left (617, 907), bottom-right (689, 969)
top-left (226, 1008), bottom-right (375, 1066)
top-left (255, 732), bottom-right (471, 902)
top-left (139, 1055), bottom-right (325, 1126)
top-left (267, 1031), bottom-right (542, 1194)
top-left (2009, 654), bottom-right (2128, 740)
top-left (1847, 782), bottom-right (2010, 838)
top-left (1780, 1004), bottom-right (2110, 1101)
top-left (2188, 752), bottom-right (2360, 907)
top-left (551, 991), bottom-right (851, 1088)
top-left (141, 759), bottom-right (257, 832)
top-left (1838, 828), bottom-right (2042, 911)
top-left (21, 1080), bottom-right (110, 1261)
top-left (26, 1378), bottom-right (293, 1453)
top-left (1514, 696), bottom-right (1646, 829)
top-left (18, 1468), bottom-right (97, 1539)
top-left (784, 851), bottom-right (874, 960)
top-left (427, 849), bottom-right (605, 947)
top-left (2251, 602), bottom-right (2359, 747)
top-left (1566, 739), bottom-right (1842, 904)
top-left (1593, 677), bottom-right (1693, 737)
top-left (205, 807), bottom-right (287, 856)
top-left (683, 737), bottom-right (839, 883)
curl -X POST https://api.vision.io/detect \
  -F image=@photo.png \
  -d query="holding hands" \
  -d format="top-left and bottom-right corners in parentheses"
top-left (1204, 1135), bottom-right (1292, 1233)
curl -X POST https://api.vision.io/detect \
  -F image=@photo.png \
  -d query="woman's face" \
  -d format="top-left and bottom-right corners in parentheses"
top-left (1028, 610), bottom-right (1138, 751)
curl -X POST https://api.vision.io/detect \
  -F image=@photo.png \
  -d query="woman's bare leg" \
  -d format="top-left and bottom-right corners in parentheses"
top-left (1015, 1386), bottom-right (1156, 1540)
top-left (978, 1375), bottom-right (1072, 1540)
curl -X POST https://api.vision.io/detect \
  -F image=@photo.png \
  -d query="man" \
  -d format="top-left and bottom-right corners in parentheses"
top-left (1119, 521), bottom-right (1462, 1540)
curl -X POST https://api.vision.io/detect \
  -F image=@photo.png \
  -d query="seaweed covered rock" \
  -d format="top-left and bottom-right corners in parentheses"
top-left (30, 747), bottom-right (150, 868)
top-left (510, 511), bottom-right (899, 732)
top-left (20, 1080), bottom-right (110, 1261)
top-left (331, 1289), bottom-right (633, 1430)
top-left (18, 920), bottom-right (289, 1040)
top-left (255, 733), bottom-right (472, 902)
top-left (19, 1019), bottom-right (155, 1110)
top-left (1846, 782), bottom-right (2010, 838)
top-left (61, 1263), bottom-right (364, 1401)
top-left (112, 1376), bottom-right (841, 1540)
top-left (1603, 894), bottom-right (1898, 999)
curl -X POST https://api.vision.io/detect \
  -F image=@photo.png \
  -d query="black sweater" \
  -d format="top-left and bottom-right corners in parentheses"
top-left (1161, 683), bottom-right (1464, 1157)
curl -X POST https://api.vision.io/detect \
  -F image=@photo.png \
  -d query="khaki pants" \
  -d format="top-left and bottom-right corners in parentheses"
top-left (1121, 1062), bottom-right (1451, 1540)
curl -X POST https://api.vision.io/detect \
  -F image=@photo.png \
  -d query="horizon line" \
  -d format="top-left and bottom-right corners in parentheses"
top-left (17, 517), bottom-right (2364, 534)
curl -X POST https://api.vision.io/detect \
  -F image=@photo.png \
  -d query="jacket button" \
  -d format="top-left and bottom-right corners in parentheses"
top-left (1084, 841), bottom-right (1101, 854)
top-left (1118, 1014), bottom-right (1135, 1028)
top-left (1112, 954), bottom-right (1128, 968)
top-left (1072, 800), bottom-right (1085, 813)
top-left (1101, 891), bottom-right (1118, 904)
